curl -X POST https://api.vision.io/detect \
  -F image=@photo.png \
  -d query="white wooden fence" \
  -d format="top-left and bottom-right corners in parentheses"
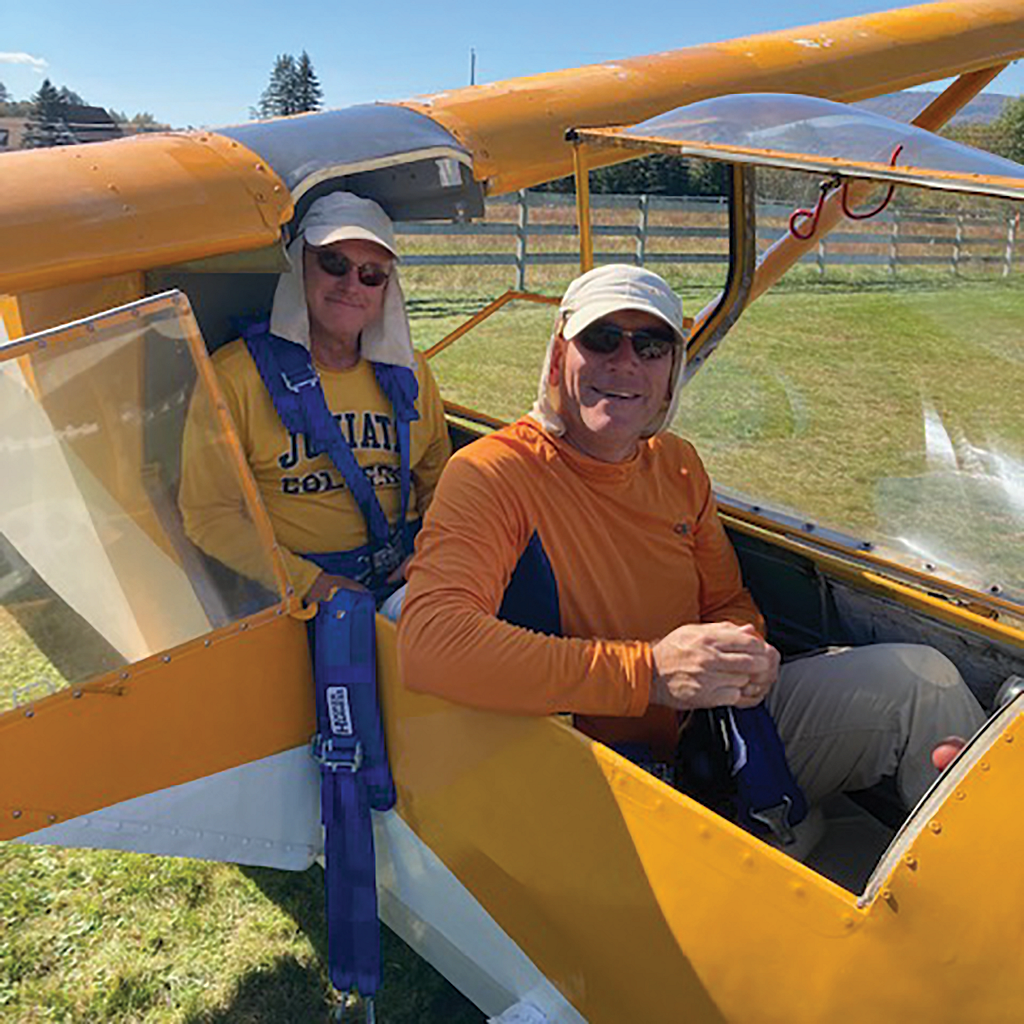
top-left (395, 191), bottom-right (1022, 289)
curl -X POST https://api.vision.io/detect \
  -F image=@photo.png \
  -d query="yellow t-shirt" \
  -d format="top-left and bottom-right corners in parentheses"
top-left (180, 339), bottom-right (451, 598)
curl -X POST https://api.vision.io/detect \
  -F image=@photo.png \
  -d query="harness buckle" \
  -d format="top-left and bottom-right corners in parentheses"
top-left (749, 794), bottom-right (796, 845)
top-left (282, 367), bottom-right (319, 393)
top-left (311, 734), bottom-right (363, 773)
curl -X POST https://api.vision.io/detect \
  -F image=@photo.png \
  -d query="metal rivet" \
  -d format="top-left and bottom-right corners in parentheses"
top-left (698, 824), bottom-right (711, 839)
top-left (12, 810), bottom-right (22, 819)
top-left (162, 655), bottom-right (171, 663)
top-left (842, 916), bottom-right (854, 930)
top-left (47, 814), bottom-right (56, 824)
top-left (204, 639), bottom-right (211, 647)
top-left (929, 821), bottom-right (942, 835)
top-left (336, 610), bottom-right (346, 620)
top-left (881, 889), bottom-right (894, 904)
top-left (25, 709), bottom-right (34, 718)
top-left (240, 622), bottom-right (249, 630)
top-left (72, 690), bottom-right (82, 699)
top-left (904, 855), bottom-right (917, 869)
top-left (741, 852), bottom-right (754, 868)
top-left (1006, 735), bottom-right (1015, 744)
top-left (803, 522), bottom-right (815, 532)
top-left (924, 562), bottom-right (936, 572)
top-left (121, 672), bottom-right (130, 680)
top-left (955, 790), bottom-right (966, 801)
top-left (792, 883), bottom-right (805, 899)
top-left (981, 762), bottom-right (990, 772)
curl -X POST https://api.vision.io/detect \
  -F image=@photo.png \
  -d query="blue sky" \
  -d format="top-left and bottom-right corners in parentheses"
top-left (3, 0), bottom-right (1022, 128)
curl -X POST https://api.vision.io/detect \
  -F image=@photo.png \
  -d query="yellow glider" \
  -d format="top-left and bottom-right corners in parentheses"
top-left (3, 2), bottom-right (1024, 1021)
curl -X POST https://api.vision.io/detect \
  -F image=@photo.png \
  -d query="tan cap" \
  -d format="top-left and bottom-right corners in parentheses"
top-left (300, 192), bottom-right (398, 258)
top-left (560, 264), bottom-right (685, 344)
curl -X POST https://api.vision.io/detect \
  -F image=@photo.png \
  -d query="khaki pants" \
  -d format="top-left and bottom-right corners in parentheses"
top-left (767, 644), bottom-right (987, 809)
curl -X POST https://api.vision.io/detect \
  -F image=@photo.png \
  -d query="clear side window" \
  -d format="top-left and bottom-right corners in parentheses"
top-left (673, 169), bottom-right (1024, 601)
top-left (0, 292), bottom-right (285, 714)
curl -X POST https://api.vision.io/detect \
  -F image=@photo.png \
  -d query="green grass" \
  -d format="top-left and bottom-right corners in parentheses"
top-left (3, 270), bottom-right (1024, 1020)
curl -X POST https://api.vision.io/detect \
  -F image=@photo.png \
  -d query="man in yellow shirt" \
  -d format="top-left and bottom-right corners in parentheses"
top-left (180, 191), bottom-right (451, 606)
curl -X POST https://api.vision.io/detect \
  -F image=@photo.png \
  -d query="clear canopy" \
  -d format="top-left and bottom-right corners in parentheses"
top-left (0, 294), bottom-right (285, 714)
top-left (578, 94), bottom-right (1024, 201)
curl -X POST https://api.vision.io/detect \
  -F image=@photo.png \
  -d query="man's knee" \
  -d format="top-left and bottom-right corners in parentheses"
top-left (869, 643), bottom-right (970, 697)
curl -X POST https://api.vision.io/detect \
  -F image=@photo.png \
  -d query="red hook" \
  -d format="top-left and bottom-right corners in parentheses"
top-left (788, 143), bottom-right (904, 240)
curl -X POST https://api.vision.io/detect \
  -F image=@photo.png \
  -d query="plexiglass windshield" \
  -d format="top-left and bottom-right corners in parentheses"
top-left (0, 293), bottom-right (285, 713)
top-left (583, 94), bottom-right (1024, 200)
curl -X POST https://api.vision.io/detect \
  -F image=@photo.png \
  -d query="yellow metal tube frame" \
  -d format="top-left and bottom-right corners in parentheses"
top-left (573, 141), bottom-right (595, 274)
top-left (422, 289), bottom-right (559, 361)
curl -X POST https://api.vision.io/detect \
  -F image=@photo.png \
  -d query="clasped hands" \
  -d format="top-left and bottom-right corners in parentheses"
top-left (650, 622), bottom-right (780, 711)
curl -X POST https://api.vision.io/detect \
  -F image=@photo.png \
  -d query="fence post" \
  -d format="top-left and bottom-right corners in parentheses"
top-left (1004, 213), bottom-right (1017, 278)
top-left (515, 189), bottom-right (529, 291)
top-left (636, 193), bottom-right (650, 267)
top-left (888, 209), bottom-right (900, 278)
top-left (952, 213), bottom-right (963, 276)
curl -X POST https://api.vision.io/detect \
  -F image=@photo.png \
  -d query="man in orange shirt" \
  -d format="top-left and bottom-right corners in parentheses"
top-left (398, 265), bottom-right (984, 823)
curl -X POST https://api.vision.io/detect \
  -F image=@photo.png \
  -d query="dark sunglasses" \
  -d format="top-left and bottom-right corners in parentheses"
top-left (308, 247), bottom-right (391, 287)
top-left (575, 320), bottom-right (678, 361)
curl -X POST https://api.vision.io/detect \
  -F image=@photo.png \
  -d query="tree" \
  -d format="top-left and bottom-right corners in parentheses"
top-left (294, 51), bottom-right (323, 114)
top-left (991, 95), bottom-right (1024, 166)
top-left (57, 86), bottom-right (86, 106)
top-left (254, 51), bottom-right (323, 118)
top-left (22, 78), bottom-right (76, 148)
top-left (0, 81), bottom-right (10, 105)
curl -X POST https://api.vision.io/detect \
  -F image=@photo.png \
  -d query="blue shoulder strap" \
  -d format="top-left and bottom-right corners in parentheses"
top-left (372, 362), bottom-right (419, 531)
top-left (241, 321), bottom-right (419, 543)
top-left (312, 587), bottom-right (396, 1003)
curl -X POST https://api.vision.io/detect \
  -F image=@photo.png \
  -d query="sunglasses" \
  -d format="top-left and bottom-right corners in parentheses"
top-left (575, 320), bottom-right (678, 362)
top-left (308, 247), bottom-right (391, 287)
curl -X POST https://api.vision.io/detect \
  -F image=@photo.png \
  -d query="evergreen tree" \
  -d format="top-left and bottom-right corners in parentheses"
top-left (294, 51), bottom-right (323, 114)
top-left (57, 86), bottom-right (86, 106)
top-left (22, 78), bottom-right (75, 148)
top-left (254, 52), bottom-right (323, 118)
top-left (0, 81), bottom-right (10, 105)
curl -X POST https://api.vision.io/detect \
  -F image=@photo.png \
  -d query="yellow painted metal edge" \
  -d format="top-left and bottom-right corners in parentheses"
top-left (0, 605), bottom-right (313, 840)
top-left (177, 293), bottom-right (294, 600)
top-left (722, 512), bottom-right (1024, 646)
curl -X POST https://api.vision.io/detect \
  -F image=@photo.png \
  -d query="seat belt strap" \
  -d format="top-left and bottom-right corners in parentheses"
top-left (312, 587), bottom-right (396, 1000)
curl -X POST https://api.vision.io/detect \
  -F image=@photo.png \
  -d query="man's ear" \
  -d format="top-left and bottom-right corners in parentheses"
top-left (549, 335), bottom-right (566, 387)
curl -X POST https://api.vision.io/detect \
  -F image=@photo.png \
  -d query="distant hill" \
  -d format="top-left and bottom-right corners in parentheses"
top-left (855, 90), bottom-right (1014, 125)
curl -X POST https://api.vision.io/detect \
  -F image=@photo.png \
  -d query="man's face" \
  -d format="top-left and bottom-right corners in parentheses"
top-left (550, 308), bottom-right (676, 462)
top-left (303, 238), bottom-right (392, 346)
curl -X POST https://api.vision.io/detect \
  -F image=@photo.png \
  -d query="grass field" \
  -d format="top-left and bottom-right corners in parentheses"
top-left (3, 269), bottom-right (1024, 1021)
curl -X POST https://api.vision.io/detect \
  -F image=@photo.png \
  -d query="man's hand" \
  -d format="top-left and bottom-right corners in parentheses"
top-left (650, 622), bottom-right (780, 711)
top-left (305, 571), bottom-right (368, 605)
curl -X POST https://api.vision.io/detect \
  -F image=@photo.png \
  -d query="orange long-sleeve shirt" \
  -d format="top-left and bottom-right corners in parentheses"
top-left (399, 417), bottom-right (764, 760)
